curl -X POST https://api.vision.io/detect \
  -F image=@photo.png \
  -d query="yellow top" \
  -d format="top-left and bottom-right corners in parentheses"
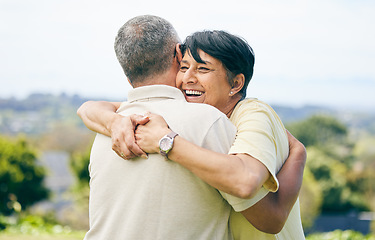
top-left (227, 99), bottom-right (305, 240)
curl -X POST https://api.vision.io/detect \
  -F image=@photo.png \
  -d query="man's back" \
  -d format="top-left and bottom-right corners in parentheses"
top-left (85, 85), bottom-right (236, 240)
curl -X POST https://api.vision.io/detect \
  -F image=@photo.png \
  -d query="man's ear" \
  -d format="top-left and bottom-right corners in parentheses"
top-left (230, 74), bottom-right (245, 96)
top-left (175, 43), bottom-right (183, 63)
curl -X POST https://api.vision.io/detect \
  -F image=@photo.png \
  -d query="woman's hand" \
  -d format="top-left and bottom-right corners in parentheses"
top-left (135, 113), bottom-right (171, 154)
top-left (110, 114), bottom-right (150, 159)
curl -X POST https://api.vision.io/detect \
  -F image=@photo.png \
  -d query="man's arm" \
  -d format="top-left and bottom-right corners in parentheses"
top-left (239, 131), bottom-right (306, 233)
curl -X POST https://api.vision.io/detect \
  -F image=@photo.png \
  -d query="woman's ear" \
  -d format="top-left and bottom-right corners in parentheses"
top-left (230, 73), bottom-right (245, 96)
top-left (175, 43), bottom-right (183, 63)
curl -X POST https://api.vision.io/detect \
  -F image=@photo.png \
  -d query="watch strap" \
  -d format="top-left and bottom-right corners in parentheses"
top-left (159, 131), bottom-right (178, 157)
top-left (166, 131), bottom-right (178, 140)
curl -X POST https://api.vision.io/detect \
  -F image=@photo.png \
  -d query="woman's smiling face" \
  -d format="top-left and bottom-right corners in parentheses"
top-left (176, 50), bottom-right (234, 115)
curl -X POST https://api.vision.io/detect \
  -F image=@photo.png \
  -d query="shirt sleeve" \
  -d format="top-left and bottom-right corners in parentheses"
top-left (224, 100), bottom-right (280, 211)
top-left (229, 100), bottom-right (279, 192)
top-left (221, 187), bottom-right (269, 212)
top-left (200, 115), bottom-right (266, 212)
top-left (199, 101), bottom-right (284, 212)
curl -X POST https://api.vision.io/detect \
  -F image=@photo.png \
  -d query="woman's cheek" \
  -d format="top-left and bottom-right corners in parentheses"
top-left (175, 72), bottom-right (183, 88)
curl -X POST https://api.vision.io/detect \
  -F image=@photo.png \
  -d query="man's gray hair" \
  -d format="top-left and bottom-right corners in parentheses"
top-left (114, 15), bottom-right (180, 84)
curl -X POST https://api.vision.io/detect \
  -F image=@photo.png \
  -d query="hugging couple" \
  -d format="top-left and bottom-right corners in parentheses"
top-left (78, 15), bottom-right (306, 240)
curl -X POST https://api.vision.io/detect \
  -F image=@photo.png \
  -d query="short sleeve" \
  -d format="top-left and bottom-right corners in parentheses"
top-left (229, 100), bottom-right (280, 193)
top-left (220, 187), bottom-right (269, 212)
top-left (200, 99), bottom-right (289, 213)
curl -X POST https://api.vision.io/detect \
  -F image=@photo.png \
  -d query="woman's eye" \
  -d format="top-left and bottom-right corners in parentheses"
top-left (198, 67), bottom-right (210, 72)
top-left (180, 66), bottom-right (188, 72)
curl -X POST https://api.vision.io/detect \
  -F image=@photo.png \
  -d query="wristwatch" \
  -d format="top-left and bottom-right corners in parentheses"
top-left (159, 131), bottom-right (178, 157)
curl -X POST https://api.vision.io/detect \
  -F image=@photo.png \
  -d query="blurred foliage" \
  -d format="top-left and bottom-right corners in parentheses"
top-left (306, 229), bottom-right (375, 240)
top-left (67, 148), bottom-right (91, 230)
top-left (353, 137), bottom-right (375, 167)
top-left (299, 167), bottom-right (323, 229)
top-left (34, 123), bottom-right (95, 154)
top-left (287, 115), bottom-right (348, 147)
top-left (70, 148), bottom-right (91, 189)
top-left (287, 114), bottom-right (375, 232)
top-left (0, 214), bottom-right (85, 239)
top-left (0, 136), bottom-right (49, 216)
top-left (306, 146), bottom-right (369, 212)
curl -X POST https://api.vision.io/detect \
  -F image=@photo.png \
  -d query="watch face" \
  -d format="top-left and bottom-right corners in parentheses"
top-left (160, 138), bottom-right (173, 151)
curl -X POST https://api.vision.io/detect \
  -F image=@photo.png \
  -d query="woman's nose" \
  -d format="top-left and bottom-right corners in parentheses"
top-left (182, 69), bottom-right (198, 84)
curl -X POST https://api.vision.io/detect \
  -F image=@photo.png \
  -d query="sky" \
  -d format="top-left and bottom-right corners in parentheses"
top-left (1, 0), bottom-right (374, 110)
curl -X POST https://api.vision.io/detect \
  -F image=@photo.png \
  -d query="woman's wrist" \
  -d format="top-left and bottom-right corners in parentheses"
top-left (106, 113), bottom-right (124, 136)
top-left (156, 128), bottom-right (174, 153)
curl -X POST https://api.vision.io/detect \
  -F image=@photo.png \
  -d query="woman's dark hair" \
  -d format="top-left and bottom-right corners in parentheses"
top-left (181, 30), bottom-right (255, 100)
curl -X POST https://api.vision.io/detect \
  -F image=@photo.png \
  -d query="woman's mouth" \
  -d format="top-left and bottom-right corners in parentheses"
top-left (183, 89), bottom-right (205, 103)
top-left (185, 89), bottom-right (203, 96)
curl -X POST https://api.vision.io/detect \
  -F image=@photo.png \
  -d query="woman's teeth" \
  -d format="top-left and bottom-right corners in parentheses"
top-left (185, 90), bottom-right (203, 96)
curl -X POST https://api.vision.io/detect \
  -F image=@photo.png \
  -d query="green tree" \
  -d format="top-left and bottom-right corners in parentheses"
top-left (70, 149), bottom-right (90, 188)
top-left (352, 137), bottom-right (375, 210)
top-left (287, 115), bottom-right (372, 214)
top-left (306, 146), bottom-right (369, 212)
top-left (299, 167), bottom-right (323, 229)
top-left (287, 115), bottom-right (348, 147)
top-left (0, 136), bottom-right (49, 215)
top-left (67, 148), bottom-right (91, 229)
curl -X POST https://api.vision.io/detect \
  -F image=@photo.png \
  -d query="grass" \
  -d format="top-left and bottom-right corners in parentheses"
top-left (306, 230), bottom-right (375, 240)
top-left (0, 232), bottom-right (85, 240)
top-left (2, 230), bottom-right (375, 240)
top-left (0, 215), bottom-right (86, 240)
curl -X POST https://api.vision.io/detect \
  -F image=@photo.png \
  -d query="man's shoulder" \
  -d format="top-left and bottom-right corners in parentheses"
top-left (183, 101), bottom-right (224, 114)
top-left (179, 101), bottom-right (231, 124)
top-left (162, 101), bottom-right (235, 140)
top-left (173, 102), bottom-right (236, 151)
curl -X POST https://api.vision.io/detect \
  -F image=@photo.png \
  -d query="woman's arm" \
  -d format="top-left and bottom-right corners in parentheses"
top-left (77, 101), bottom-right (122, 136)
top-left (78, 102), bottom-right (268, 197)
top-left (135, 114), bottom-right (306, 234)
top-left (78, 103), bottom-right (306, 233)
top-left (136, 113), bottom-right (270, 199)
top-left (239, 131), bottom-right (306, 233)
top-left (77, 101), bottom-right (148, 158)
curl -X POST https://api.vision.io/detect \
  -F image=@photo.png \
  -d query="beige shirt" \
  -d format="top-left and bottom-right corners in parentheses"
top-left (226, 99), bottom-right (305, 240)
top-left (84, 85), bottom-right (237, 240)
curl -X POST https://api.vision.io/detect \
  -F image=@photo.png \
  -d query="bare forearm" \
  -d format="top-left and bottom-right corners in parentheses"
top-left (135, 118), bottom-right (264, 198)
top-left (239, 131), bottom-right (306, 234)
top-left (244, 136), bottom-right (306, 233)
top-left (169, 136), bottom-right (290, 233)
top-left (168, 137), bottom-right (268, 199)
top-left (77, 101), bottom-right (121, 136)
top-left (270, 139), bottom-right (306, 218)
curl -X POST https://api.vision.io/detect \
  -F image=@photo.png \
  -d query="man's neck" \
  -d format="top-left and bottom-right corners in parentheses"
top-left (132, 70), bottom-right (177, 89)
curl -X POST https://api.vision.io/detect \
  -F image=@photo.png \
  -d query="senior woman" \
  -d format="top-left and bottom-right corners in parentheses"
top-left (78, 30), bottom-right (306, 239)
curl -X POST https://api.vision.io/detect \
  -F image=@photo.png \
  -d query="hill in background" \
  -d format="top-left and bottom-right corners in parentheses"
top-left (0, 93), bottom-right (374, 136)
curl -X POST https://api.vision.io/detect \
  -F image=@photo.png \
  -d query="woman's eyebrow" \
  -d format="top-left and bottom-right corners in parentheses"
top-left (200, 60), bottom-right (212, 65)
top-left (180, 58), bottom-right (212, 65)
